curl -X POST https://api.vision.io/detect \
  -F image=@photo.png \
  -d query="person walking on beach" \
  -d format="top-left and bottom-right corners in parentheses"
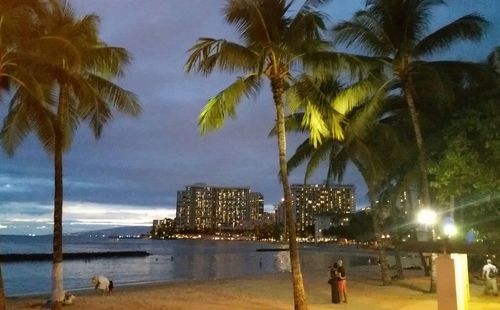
top-left (482, 259), bottom-right (498, 296)
top-left (328, 263), bottom-right (340, 303)
top-left (337, 259), bottom-right (347, 303)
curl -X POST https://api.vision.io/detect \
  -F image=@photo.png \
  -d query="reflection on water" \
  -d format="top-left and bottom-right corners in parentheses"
top-left (1, 236), bottom-right (378, 296)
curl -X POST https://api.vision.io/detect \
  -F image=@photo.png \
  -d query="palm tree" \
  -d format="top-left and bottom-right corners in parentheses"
top-left (0, 2), bottom-right (49, 309)
top-left (333, 0), bottom-right (489, 292)
top-left (287, 103), bottom-right (416, 285)
top-left (1, 2), bottom-right (140, 309)
top-left (184, 0), bottom-right (375, 308)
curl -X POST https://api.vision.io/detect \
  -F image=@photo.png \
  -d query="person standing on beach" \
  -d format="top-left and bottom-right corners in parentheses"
top-left (337, 259), bottom-right (347, 303)
top-left (482, 259), bottom-right (498, 296)
top-left (328, 263), bottom-right (340, 303)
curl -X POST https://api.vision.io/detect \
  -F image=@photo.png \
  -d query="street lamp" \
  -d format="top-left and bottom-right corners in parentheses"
top-left (417, 208), bottom-right (438, 226)
top-left (443, 223), bottom-right (457, 238)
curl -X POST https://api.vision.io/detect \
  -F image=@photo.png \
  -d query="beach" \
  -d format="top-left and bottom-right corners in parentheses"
top-left (7, 265), bottom-right (498, 310)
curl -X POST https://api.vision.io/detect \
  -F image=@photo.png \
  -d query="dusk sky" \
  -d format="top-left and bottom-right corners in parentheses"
top-left (0, 0), bottom-right (498, 235)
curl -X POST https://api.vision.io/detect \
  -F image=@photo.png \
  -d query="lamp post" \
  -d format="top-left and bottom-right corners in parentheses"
top-left (416, 208), bottom-right (438, 293)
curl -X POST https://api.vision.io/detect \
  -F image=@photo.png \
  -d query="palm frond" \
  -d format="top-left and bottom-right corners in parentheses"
top-left (326, 143), bottom-right (349, 184)
top-left (304, 139), bottom-right (332, 181)
top-left (333, 11), bottom-right (392, 56)
top-left (287, 138), bottom-right (315, 174)
top-left (224, 0), bottom-right (285, 46)
top-left (57, 86), bottom-right (79, 150)
top-left (34, 35), bottom-right (82, 69)
top-left (1, 92), bottom-right (54, 155)
top-left (415, 14), bottom-right (489, 57)
top-left (199, 74), bottom-right (261, 134)
top-left (85, 73), bottom-right (141, 117)
top-left (344, 78), bottom-right (396, 142)
top-left (331, 76), bottom-right (384, 115)
top-left (82, 46), bottom-right (131, 77)
top-left (303, 51), bottom-right (385, 79)
top-left (268, 112), bottom-right (305, 136)
top-left (185, 38), bottom-right (259, 75)
top-left (301, 99), bottom-right (330, 147)
top-left (286, 8), bottom-right (327, 45)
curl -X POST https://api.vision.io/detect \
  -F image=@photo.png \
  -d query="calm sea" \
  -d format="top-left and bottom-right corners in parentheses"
top-left (0, 235), bottom-right (376, 296)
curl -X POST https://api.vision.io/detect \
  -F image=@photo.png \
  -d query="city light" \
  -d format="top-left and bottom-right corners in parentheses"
top-left (416, 208), bottom-right (437, 226)
top-left (443, 223), bottom-right (457, 238)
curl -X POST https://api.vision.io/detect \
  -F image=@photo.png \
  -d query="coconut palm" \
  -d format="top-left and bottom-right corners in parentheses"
top-left (334, 0), bottom-right (489, 292)
top-left (333, 0), bottom-right (488, 213)
top-left (0, 2), bottom-right (49, 309)
top-left (184, 0), bottom-right (378, 307)
top-left (286, 95), bottom-right (417, 285)
top-left (0, 2), bottom-right (140, 309)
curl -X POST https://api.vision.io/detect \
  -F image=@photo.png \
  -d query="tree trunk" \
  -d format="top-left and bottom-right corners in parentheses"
top-left (402, 78), bottom-right (436, 293)
top-left (393, 246), bottom-right (404, 280)
top-left (271, 76), bottom-right (308, 310)
top-left (402, 79), bottom-right (431, 208)
top-left (51, 121), bottom-right (64, 310)
top-left (371, 199), bottom-right (391, 285)
top-left (373, 214), bottom-right (392, 285)
top-left (0, 258), bottom-right (5, 310)
top-left (419, 252), bottom-right (430, 276)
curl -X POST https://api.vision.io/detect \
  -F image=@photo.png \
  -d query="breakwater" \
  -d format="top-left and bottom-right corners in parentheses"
top-left (1, 251), bottom-right (150, 262)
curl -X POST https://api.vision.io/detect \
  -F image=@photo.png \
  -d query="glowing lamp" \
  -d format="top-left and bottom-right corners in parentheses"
top-left (443, 223), bottom-right (457, 238)
top-left (417, 208), bottom-right (437, 226)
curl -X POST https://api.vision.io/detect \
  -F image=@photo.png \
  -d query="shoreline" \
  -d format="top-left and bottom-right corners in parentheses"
top-left (7, 265), bottom-right (499, 310)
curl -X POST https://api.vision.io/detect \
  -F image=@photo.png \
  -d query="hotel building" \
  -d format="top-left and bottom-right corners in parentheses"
top-left (175, 183), bottom-right (264, 232)
top-left (276, 184), bottom-right (356, 235)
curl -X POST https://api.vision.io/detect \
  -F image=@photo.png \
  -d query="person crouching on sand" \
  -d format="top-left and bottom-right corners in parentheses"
top-left (92, 275), bottom-right (114, 294)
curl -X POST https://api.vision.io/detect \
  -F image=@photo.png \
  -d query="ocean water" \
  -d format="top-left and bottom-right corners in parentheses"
top-left (0, 235), bottom-right (377, 296)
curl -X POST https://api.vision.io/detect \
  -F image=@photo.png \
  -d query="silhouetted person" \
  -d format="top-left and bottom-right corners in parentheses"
top-left (328, 263), bottom-right (340, 303)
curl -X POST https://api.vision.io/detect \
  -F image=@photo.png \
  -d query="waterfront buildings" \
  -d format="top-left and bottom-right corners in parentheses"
top-left (175, 183), bottom-right (264, 233)
top-left (151, 218), bottom-right (175, 238)
top-left (276, 184), bottom-right (356, 236)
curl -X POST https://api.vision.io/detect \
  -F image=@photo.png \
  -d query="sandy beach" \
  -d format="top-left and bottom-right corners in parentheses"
top-left (7, 265), bottom-right (498, 310)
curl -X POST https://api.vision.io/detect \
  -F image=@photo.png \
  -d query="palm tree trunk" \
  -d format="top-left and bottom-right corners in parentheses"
top-left (402, 79), bottom-right (431, 207)
top-left (271, 76), bottom-right (308, 310)
top-left (393, 246), bottom-right (404, 280)
top-left (402, 78), bottom-right (436, 293)
top-left (51, 121), bottom-right (64, 310)
top-left (372, 205), bottom-right (392, 285)
top-left (0, 259), bottom-right (5, 310)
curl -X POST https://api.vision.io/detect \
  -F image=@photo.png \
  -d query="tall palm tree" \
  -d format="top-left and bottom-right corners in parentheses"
top-left (333, 0), bottom-right (489, 292)
top-left (0, 2), bottom-right (48, 309)
top-left (286, 92), bottom-right (417, 285)
top-left (184, 0), bottom-right (375, 308)
top-left (1, 2), bottom-right (140, 309)
top-left (333, 0), bottom-right (488, 213)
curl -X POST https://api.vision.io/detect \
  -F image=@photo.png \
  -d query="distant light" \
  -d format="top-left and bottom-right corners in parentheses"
top-left (417, 208), bottom-right (437, 225)
top-left (443, 223), bottom-right (457, 237)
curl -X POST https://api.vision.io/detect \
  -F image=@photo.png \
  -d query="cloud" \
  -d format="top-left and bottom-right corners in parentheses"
top-left (0, 200), bottom-right (175, 234)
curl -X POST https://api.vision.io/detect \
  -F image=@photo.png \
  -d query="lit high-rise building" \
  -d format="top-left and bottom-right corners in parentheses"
top-left (248, 192), bottom-right (264, 221)
top-left (175, 183), bottom-right (264, 232)
top-left (290, 184), bottom-right (355, 234)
